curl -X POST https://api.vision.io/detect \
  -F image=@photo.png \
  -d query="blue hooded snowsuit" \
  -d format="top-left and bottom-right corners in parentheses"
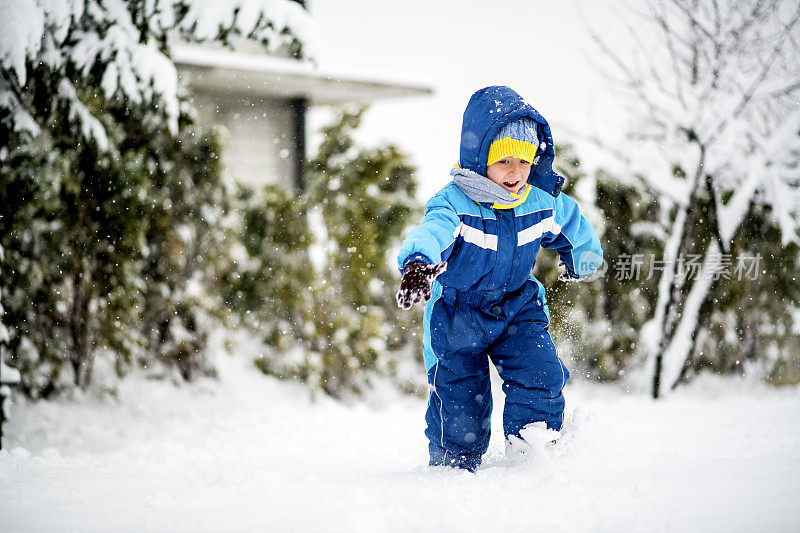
top-left (397, 86), bottom-right (603, 470)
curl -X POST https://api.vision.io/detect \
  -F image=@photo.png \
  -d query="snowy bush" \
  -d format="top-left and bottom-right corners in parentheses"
top-left (536, 146), bottom-right (663, 382)
top-left (0, 96), bottom-right (235, 395)
top-left (302, 110), bottom-right (423, 396)
top-left (231, 109), bottom-right (425, 397)
top-left (0, 0), bottom-right (312, 396)
top-left (541, 144), bottom-right (799, 388)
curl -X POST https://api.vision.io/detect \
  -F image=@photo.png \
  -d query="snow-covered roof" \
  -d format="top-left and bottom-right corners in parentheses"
top-left (172, 45), bottom-right (433, 104)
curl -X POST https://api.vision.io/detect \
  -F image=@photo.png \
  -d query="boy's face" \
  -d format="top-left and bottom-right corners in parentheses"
top-left (486, 157), bottom-right (531, 194)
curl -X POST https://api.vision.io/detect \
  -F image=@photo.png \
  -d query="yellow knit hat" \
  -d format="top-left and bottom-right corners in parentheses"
top-left (486, 118), bottom-right (539, 167)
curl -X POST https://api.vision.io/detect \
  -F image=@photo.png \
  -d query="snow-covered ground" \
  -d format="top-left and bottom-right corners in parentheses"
top-left (2, 333), bottom-right (799, 532)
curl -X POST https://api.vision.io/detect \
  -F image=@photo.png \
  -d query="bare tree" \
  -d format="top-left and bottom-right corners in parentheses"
top-left (592, 0), bottom-right (800, 398)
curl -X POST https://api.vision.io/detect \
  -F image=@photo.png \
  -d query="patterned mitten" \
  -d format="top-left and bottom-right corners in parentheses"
top-left (396, 261), bottom-right (447, 309)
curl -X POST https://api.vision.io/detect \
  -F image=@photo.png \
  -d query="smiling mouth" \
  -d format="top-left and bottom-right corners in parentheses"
top-left (503, 180), bottom-right (520, 188)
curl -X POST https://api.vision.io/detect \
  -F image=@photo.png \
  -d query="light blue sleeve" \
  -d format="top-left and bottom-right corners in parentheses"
top-left (541, 192), bottom-right (603, 279)
top-left (396, 192), bottom-right (460, 272)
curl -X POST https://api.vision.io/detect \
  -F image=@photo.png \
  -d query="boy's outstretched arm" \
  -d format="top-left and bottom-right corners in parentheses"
top-left (396, 193), bottom-right (460, 271)
top-left (395, 193), bottom-right (459, 308)
top-left (541, 192), bottom-right (604, 280)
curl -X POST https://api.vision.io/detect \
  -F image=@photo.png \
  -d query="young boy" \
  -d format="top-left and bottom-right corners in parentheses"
top-left (396, 86), bottom-right (603, 472)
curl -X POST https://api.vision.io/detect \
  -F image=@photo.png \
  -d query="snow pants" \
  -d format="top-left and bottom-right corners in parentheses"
top-left (423, 280), bottom-right (569, 471)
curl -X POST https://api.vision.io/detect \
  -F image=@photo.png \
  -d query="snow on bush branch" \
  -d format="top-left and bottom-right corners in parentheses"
top-left (596, 0), bottom-right (800, 247)
top-left (0, 0), bottom-right (313, 147)
top-left (588, 0), bottom-right (800, 397)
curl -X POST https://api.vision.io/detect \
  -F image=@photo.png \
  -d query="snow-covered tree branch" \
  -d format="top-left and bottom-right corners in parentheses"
top-left (0, 0), bottom-right (312, 148)
top-left (594, 0), bottom-right (800, 397)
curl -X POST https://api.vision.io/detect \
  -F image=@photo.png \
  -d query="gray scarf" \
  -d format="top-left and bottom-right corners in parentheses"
top-left (450, 167), bottom-right (523, 208)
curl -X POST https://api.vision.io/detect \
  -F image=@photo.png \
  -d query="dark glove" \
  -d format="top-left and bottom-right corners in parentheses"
top-left (557, 260), bottom-right (579, 282)
top-left (396, 261), bottom-right (447, 309)
top-left (557, 259), bottom-right (603, 282)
